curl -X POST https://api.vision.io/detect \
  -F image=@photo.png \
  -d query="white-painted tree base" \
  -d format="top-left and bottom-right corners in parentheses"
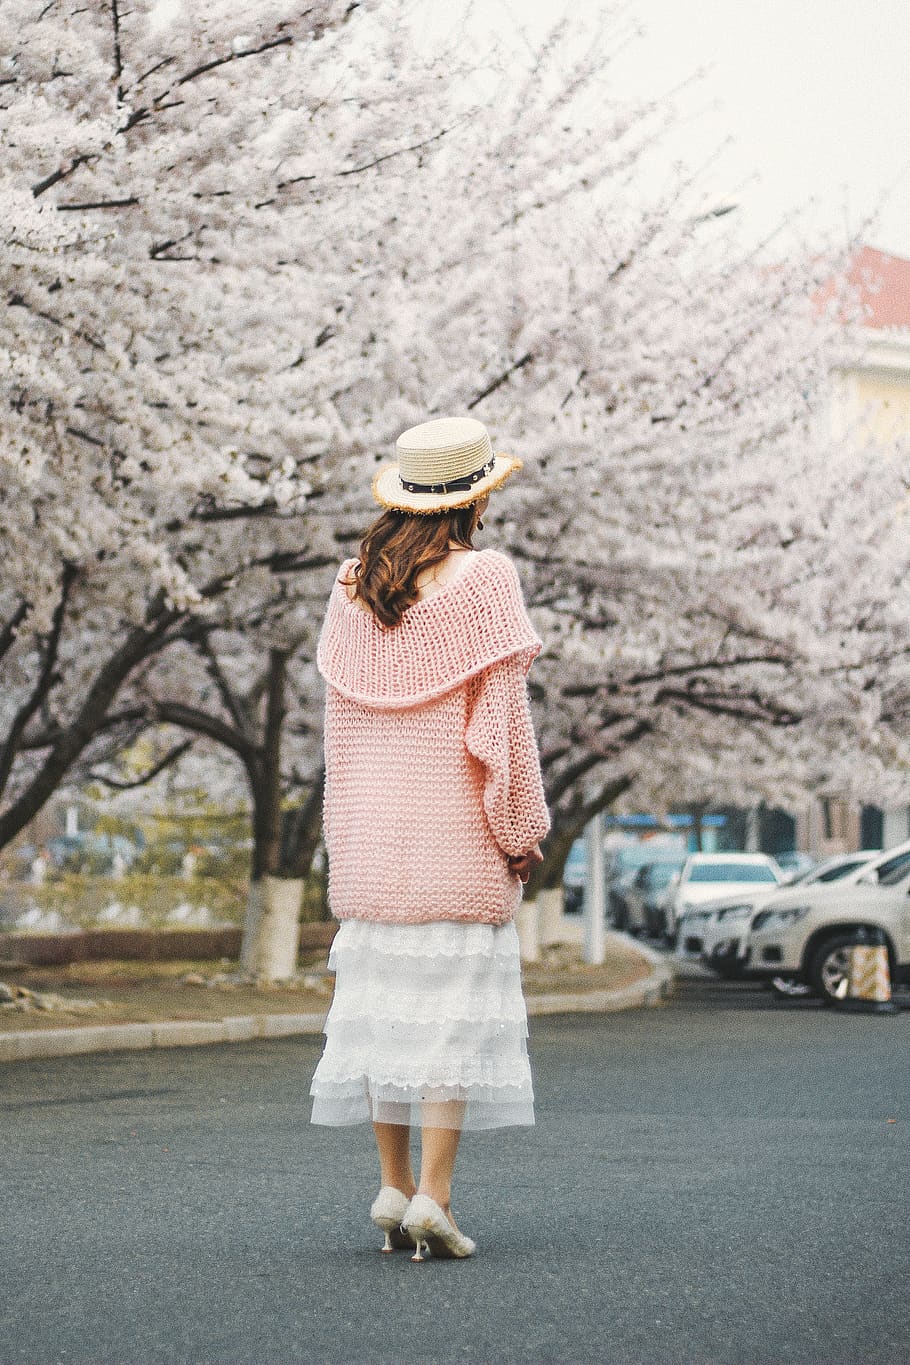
top-left (515, 899), bottom-right (541, 962)
top-left (538, 886), bottom-right (585, 948)
top-left (240, 876), bottom-right (304, 981)
top-left (517, 888), bottom-right (587, 962)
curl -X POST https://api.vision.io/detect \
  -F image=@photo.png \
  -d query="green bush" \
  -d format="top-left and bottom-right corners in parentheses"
top-left (21, 872), bottom-right (247, 929)
top-left (4, 869), bottom-right (329, 928)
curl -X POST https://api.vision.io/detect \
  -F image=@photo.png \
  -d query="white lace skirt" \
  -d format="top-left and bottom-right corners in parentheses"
top-left (309, 918), bottom-right (534, 1130)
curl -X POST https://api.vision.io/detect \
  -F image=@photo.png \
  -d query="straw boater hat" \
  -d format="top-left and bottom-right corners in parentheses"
top-left (372, 416), bottom-right (522, 515)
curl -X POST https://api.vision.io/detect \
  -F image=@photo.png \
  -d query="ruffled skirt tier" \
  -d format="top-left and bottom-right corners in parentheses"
top-left (309, 919), bottom-right (534, 1130)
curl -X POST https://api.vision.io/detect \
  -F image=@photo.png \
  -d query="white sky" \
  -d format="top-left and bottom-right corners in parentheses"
top-left (420, 0), bottom-right (910, 260)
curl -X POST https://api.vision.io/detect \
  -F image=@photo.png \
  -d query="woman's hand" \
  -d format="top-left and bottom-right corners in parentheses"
top-left (507, 844), bottom-right (544, 884)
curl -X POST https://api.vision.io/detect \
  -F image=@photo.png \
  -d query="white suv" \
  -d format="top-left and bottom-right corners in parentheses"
top-left (671, 853), bottom-right (782, 954)
top-left (702, 850), bottom-right (881, 979)
top-left (741, 839), bottom-right (910, 1003)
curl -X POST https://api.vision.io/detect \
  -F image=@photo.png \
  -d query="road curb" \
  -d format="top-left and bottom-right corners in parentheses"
top-left (0, 935), bottom-right (673, 1062)
top-left (527, 933), bottom-right (675, 1015)
top-left (0, 1012), bottom-right (328, 1063)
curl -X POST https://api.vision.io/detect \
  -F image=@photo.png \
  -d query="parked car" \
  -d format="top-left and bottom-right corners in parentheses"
top-left (46, 832), bottom-right (140, 875)
top-left (608, 839), bottom-right (687, 931)
top-left (702, 850), bottom-right (882, 979)
top-left (671, 853), bottom-right (783, 951)
top-left (775, 850), bottom-right (817, 882)
top-left (738, 839), bottom-right (910, 1003)
top-left (785, 850), bottom-right (881, 886)
top-left (622, 857), bottom-right (687, 936)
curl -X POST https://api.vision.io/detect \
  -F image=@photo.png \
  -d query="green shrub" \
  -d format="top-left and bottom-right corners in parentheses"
top-left (4, 869), bottom-right (329, 928)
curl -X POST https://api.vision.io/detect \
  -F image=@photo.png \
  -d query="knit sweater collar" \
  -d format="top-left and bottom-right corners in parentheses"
top-left (317, 548), bottom-right (542, 708)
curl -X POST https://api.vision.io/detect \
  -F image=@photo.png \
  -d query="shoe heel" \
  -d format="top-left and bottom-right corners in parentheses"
top-left (402, 1195), bottom-right (476, 1260)
top-left (370, 1188), bottom-right (412, 1254)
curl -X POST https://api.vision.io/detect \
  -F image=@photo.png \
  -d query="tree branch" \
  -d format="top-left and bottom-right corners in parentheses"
top-left (150, 230), bottom-right (195, 260)
top-left (110, 0), bottom-right (125, 105)
top-left (574, 771), bottom-right (637, 831)
top-left (192, 499), bottom-right (279, 522)
top-left (57, 197), bottom-right (139, 211)
top-left (0, 564), bottom-right (77, 800)
top-left (0, 600), bottom-right (29, 667)
top-left (544, 748), bottom-right (604, 806)
top-left (133, 56), bottom-right (177, 87)
top-left (561, 650), bottom-right (793, 698)
top-left (9, 291), bottom-right (106, 350)
top-left (21, 706), bottom-right (147, 752)
top-left (176, 33), bottom-right (293, 88)
top-left (196, 635), bottom-right (252, 738)
top-left (338, 119), bottom-right (465, 178)
top-left (149, 700), bottom-right (258, 764)
top-left (542, 714), bottom-right (653, 810)
top-left (0, 609), bottom-right (180, 849)
top-left (88, 738), bottom-right (193, 790)
top-left (467, 352), bottom-right (533, 410)
top-left (115, 34), bottom-right (296, 134)
top-left (31, 155), bottom-right (94, 199)
top-left (653, 683), bottom-right (801, 727)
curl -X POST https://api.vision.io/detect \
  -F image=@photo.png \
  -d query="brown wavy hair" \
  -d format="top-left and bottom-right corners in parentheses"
top-left (344, 506), bottom-right (481, 628)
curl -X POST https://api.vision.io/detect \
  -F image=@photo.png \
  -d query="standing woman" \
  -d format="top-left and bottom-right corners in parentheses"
top-left (309, 417), bottom-right (550, 1261)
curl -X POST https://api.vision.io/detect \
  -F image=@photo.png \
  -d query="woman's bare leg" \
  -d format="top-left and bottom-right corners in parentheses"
top-left (418, 1100), bottom-right (466, 1221)
top-left (372, 1122), bottom-right (417, 1196)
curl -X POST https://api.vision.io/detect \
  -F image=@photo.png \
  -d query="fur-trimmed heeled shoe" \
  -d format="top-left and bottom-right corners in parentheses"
top-left (402, 1193), bottom-right (476, 1261)
top-left (370, 1186), bottom-right (413, 1253)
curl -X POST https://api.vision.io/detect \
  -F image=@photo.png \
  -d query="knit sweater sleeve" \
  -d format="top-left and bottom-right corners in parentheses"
top-left (464, 654), bottom-right (551, 858)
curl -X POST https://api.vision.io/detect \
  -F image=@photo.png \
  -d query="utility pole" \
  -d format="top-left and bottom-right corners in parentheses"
top-left (584, 811), bottom-right (606, 965)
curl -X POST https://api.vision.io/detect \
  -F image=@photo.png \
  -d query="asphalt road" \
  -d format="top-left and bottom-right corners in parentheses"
top-left (2, 966), bottom-right (908, 1365)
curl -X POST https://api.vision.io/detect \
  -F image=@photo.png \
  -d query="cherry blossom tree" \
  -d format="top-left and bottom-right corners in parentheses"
top-left (4, 0), bottom-right (907, 974)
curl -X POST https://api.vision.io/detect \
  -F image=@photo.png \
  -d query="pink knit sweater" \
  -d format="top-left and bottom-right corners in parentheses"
top-left (317, 548), bottom-right (551, 926)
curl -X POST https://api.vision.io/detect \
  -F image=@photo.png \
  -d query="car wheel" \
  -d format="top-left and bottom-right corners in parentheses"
top-left (769, 975), bottom-right (813, 1000)
top-left (807, 934), bottom-right (862, 1005)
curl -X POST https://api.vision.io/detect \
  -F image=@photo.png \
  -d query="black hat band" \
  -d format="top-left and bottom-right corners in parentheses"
top-left (399, 457), bottom-right (495, 496)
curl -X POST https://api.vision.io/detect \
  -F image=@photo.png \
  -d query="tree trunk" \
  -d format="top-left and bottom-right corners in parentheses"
top-left (279, 768), bottom-right (325, 880)
top-left (240, 875), bottom-right (304, 979)
top-left (517, 776), bottom-right (634, 959)
top-left (515, 897), bottom-right (541, 963)
top-left (526, 827), bottom-right (579, 900)
top-left (537, 885), bottom-right (583, 948)
top-left (249, 647), bottom-right (288, 882)
top-left (525, 774), bottom-right (634, 901)
top-left (240, 648), bottom-right (303, 979)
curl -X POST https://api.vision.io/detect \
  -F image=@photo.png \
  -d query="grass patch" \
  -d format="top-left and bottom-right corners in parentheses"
top-left (0, 939), bottom-right (656, 1033)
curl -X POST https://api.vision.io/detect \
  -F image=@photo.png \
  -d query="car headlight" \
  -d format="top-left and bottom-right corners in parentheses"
top-left (716, 904), bottom-right (753, 922)
top-left (765, 905), bottom-right (811, 926)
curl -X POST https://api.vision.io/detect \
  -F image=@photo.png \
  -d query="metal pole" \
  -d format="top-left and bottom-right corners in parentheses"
top-left (584, 811), bottom-right (606, 965)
